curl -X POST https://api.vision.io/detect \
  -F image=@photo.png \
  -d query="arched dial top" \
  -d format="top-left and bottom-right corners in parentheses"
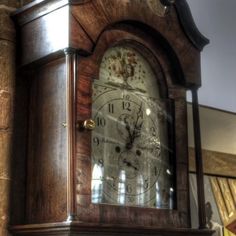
top-left (91, 45), bottom-right (175, 209)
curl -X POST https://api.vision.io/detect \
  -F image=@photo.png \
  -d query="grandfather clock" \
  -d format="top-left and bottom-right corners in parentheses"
top-left (10, 0), bottom-right (212, 235)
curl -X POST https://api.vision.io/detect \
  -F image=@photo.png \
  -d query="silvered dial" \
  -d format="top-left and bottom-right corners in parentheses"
top-left (91, 45), bottom-right (174, 209)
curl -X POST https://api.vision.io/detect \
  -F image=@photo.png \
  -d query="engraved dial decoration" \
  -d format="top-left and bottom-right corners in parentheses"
top-left (91, 45), bottom-right (175, 209)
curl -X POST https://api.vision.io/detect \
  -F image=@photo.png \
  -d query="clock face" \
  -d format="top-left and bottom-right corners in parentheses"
top-left (91, 45), bottom-right (175, 209)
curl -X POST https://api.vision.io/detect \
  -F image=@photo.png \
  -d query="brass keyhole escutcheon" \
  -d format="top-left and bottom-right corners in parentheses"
top-left (76, 119), bottom-right (96, 131)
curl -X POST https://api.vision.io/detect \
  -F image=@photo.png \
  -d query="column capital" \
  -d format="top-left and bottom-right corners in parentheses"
top-left (64, 47), bottom-right (78, 55)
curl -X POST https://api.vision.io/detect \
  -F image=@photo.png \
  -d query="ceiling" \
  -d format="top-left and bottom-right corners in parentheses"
top-left (186, 0), bottom-right (236, 113)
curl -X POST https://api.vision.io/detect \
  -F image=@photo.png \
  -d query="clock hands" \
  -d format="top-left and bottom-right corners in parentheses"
top-left (118, 151), bottom-right (140, 178)
top-left (126, 102), bottom-right (144, 150)
top-left (133, 102), bottom-right (144, 134)
top-left (122, 158), bottom-right (139, 171)
top-left (124, 117), bottom-right (133, 142)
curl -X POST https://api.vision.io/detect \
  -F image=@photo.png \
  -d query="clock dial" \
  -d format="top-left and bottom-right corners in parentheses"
top-left (91, 45), bottom-right (174, 209)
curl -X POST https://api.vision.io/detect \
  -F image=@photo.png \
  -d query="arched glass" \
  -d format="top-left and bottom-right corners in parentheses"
top-left (91, 45), bottom-right (175, 209)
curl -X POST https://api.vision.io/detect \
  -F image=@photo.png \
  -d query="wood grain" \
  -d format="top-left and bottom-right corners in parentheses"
top-left (26, 58), bottom-right (68, 223)
top-left (206, 176), bottom-right (236, 234)
top-left (217, 178), bottom-right (235, 216)
top-left (210, 177), bottom-right (229, 224)
top-left (189, 147), bottom-right (236, 178)
top-left (228, 179), bottom-right (236, 204)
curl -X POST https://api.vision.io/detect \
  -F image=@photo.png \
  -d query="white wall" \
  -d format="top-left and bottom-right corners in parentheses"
top-left (188, 104), bottom-right (236, 155)
top-left (186, 0), bottom-right (236, 113)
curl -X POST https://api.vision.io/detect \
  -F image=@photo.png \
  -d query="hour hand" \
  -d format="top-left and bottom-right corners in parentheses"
top-left (123, 119), bottom-right (134, 148)
top-left (125, 122), bottom-right (132, 138)
top-left (123, 159), bottom-right (138, 171)
top-left (125, 125), bottom-right (135, 149)
top-left (132, 103), bottom-right (144, 136)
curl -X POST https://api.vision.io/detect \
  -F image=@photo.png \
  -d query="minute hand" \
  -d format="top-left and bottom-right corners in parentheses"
top-left (126, 103), bottom-right (144, 149)
top-left (131, 103), bottom-right (144, 141)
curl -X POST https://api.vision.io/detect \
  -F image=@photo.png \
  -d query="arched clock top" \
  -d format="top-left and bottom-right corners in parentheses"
top-left (174, 0), bottom-right (209, 51)
top-left (77, 26), bottom-right (184, 98)
top-left (13, 0), bottom-right (209, 87)
top-left (69, 0), bottom-right (208, 87)
top-left (69, 0), bottom-right (210, 52)
top-left (104, 22), bottom-right (188, 88)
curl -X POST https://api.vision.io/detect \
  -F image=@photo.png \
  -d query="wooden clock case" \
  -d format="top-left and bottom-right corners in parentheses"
top-left (10, 0), bottom-right (212, 235)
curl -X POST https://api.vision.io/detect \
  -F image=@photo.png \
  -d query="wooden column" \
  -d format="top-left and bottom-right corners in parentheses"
top-left (191, 88), bottom-right (207, 229)
top-left (64, 48), bottom-right (78, 222)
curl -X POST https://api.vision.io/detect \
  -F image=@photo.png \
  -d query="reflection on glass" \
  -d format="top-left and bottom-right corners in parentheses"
top-left (169, 187), bottom-right (175, 209)
top-left (118, 170), bottom-right (126, 204)
top-left (136, 175), bottom-right (144, 205)
top-left (146, 108), bottom-right (151, 116)
top-left (156, 181), bottom-right (161, 208)
top-left (92, 164), bottom-right (103, 203)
